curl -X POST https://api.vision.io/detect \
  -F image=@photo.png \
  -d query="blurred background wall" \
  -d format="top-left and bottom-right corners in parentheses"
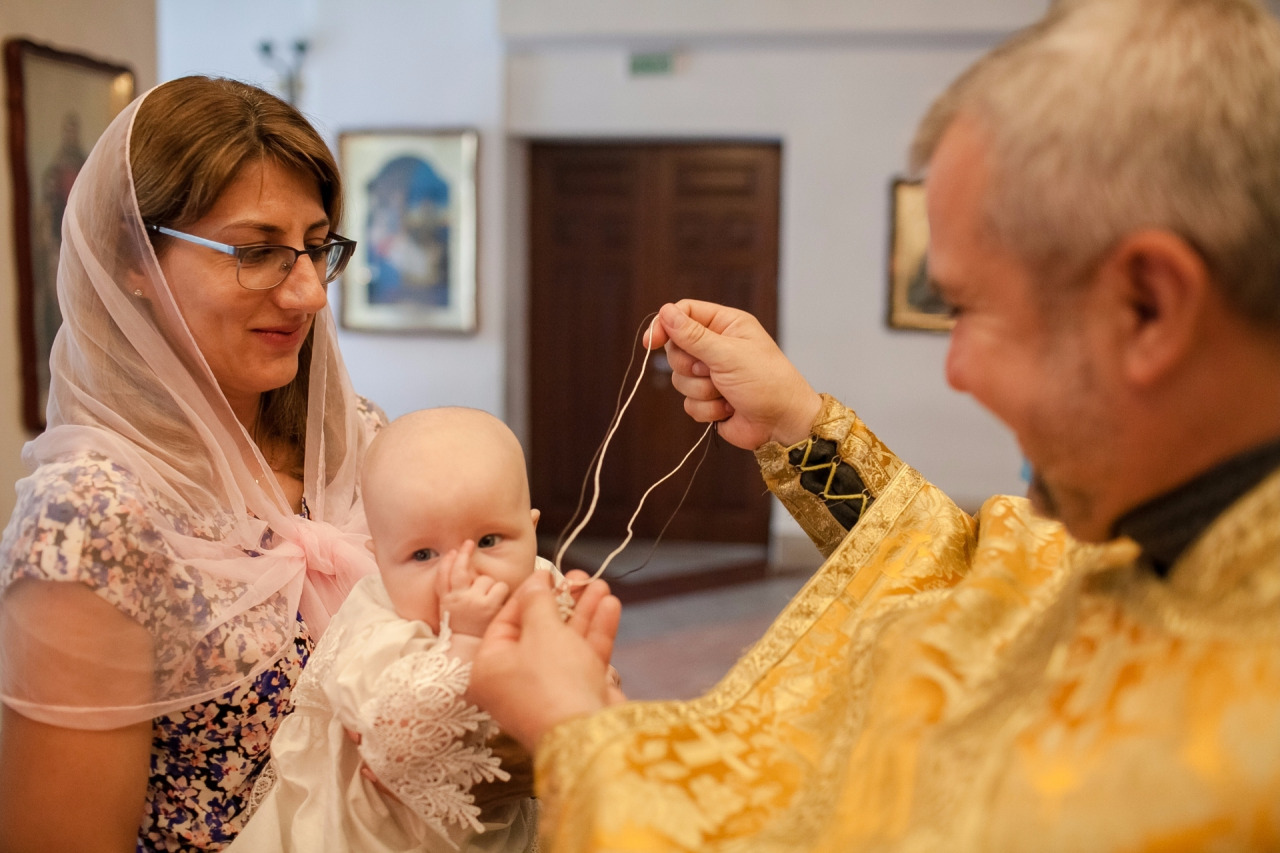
top-left (2, 0), bottom-right (1050, 562)
top-left (0, 0), bottom-right (156, 524)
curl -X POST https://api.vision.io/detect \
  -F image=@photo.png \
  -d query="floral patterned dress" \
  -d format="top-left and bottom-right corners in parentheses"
top-left (142, 616), bottom-right (312, 850)
top-left (0, 451), bottom-right (318, 851)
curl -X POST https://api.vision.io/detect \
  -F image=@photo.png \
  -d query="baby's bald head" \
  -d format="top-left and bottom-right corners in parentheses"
top-left (363, 407), bottom-right (530, 527)
top-left (361, 407), bottom-right (540, 624)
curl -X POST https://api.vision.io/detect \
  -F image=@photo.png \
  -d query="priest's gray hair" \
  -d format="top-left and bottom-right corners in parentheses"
top-left (911, 0), bottom-right (1280, 327)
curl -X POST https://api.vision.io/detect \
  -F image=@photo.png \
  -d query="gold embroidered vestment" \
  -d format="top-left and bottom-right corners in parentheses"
top-left (535, 397), bottom-right (1280, 852)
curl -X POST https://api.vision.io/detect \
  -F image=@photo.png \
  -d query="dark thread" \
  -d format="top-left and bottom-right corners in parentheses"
top-left (553, 312), bottom-right (659, 563)
top-left (604, 423), bottom-right (717, 582)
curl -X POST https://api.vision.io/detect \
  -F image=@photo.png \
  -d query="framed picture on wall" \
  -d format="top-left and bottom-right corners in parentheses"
top-left (886, 177), bottom-right (953, 332)
top-left (4, 38), bottom-right (135, 431)
top-left (338, 129), bottom-right (479, 333)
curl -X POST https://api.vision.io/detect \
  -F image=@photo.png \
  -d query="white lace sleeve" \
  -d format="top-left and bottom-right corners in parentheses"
top-left (356, 620), bottom-right (509, 838)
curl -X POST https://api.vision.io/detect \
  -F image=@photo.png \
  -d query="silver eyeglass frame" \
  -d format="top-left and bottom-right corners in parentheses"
top-left (145, 224), bottom-right (356, 291)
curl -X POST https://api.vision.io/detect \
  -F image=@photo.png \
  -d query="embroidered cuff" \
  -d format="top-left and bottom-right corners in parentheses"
top-left (756, 393), bottom-right (900, 555)
top-left (784, 435), bottom-right (872, 531)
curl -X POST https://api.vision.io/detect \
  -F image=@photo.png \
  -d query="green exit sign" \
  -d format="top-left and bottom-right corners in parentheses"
top-left (630, 51), bottom-right (675, 76)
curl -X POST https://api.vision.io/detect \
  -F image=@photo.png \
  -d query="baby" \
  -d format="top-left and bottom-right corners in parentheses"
top-left (231, 407), bottom-right (563, 853)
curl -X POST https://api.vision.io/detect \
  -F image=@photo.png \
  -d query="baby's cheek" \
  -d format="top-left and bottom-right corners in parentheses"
top-left (384, 566), bottom-right (441, 625)
top-left (473, 555), bottom-right (528, 589)
top-left (503, 566), bottom-right (537, 592)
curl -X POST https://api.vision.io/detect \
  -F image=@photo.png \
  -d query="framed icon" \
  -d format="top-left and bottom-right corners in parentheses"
top-left (887, 177), bottom-right (952, 332)
top-left (339, 129), bottom-right (479, 333)
top-left (5, 38), bottom-right (135, 430)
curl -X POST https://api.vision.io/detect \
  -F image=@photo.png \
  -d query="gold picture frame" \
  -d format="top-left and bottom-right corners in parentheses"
top-left (4, 38), bottom-right (135, 430)
top-left (886, 177), bottom-right (952, 332)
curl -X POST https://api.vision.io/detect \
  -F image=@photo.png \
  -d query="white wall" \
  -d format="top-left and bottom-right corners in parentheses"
top-left (158, 0), bottom-right (507, 421)
top-left (501, 6), bottom-right (1045, 553)
top-left (0, 0), bottom-right (157, 524)
top-left (156, 1), bottom-right (1044, 558)
top-left (7, 0), bottom-right (1275, 553)
top-left (501, 0), bottom-right (1048, 38)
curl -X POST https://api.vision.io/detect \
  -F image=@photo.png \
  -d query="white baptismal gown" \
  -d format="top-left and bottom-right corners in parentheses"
top-left (227, 572), bottom-right (540, 853)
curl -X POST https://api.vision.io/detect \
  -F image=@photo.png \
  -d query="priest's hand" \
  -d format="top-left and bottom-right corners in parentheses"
top-left (644, 300), bottom-right (823, 449)
top-left (470, 572), bottom-right (622, 752)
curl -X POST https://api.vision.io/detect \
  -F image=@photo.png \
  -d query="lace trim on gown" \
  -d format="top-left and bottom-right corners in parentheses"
top-left (359, 619), bottom-right (510, 836)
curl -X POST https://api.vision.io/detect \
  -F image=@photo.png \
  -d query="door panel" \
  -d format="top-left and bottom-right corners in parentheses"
top-left (529, 143), bottom-right (780, 556)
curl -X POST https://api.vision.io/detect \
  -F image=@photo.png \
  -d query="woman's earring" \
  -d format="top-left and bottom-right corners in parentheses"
top-left (133, 289), bottom-right (144, 297)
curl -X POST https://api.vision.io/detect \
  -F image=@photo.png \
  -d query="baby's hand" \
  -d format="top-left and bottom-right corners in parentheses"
top-left (436, 541), bottom-right (509, 637)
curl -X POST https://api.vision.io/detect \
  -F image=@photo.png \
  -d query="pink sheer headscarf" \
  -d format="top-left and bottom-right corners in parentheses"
top-left (0, 85), bottom-right (378, 729)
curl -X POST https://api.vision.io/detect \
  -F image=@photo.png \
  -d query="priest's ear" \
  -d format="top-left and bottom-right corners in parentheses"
top-left (1098, 228), bottom-right (1210, 388)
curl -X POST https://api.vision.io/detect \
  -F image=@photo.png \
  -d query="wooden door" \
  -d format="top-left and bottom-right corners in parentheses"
top-left (528, 142), bottom-right (780, 560)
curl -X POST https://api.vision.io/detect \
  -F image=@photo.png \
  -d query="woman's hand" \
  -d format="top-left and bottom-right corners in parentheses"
top-left (644, 300), bottom-right (823, 449)
top-left (469, 573), bottom-right (621, 752)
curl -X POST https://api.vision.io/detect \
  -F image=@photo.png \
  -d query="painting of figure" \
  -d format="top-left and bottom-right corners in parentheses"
top-left (365, 155), bottom-right (451, 307)
top-left (339, 130), bottom-right (478, 333)
top-left (5, 39), bottom-right (134, 429)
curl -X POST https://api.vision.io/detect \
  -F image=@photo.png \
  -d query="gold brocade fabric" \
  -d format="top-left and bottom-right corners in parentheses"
top-left (535, 396), bottom-right (1280, 852)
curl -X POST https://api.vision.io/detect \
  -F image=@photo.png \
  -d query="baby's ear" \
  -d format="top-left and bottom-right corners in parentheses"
top-left (530, 508), bottom-right (541, 529)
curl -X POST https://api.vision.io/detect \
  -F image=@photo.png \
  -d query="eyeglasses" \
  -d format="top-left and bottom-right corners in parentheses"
top-left (145, 224), bottom-right (356, 291)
